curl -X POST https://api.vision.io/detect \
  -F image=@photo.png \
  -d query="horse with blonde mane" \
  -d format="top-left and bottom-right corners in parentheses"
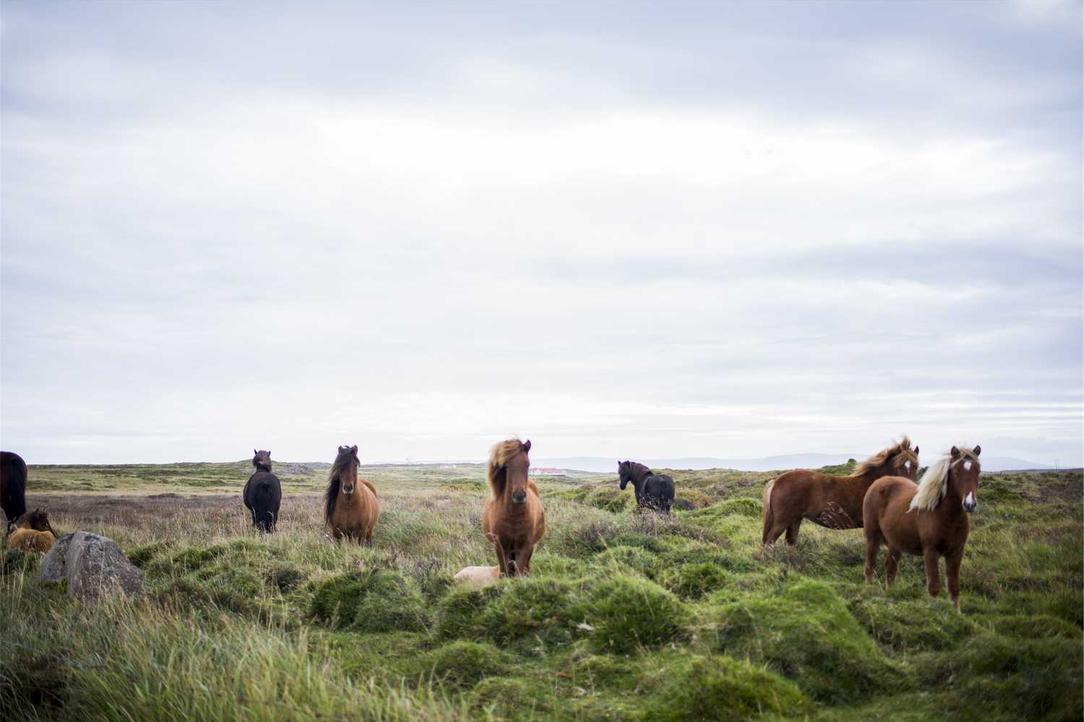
top-left (5, 508), bottom-right (57, 553)
top-left (762, 437), bottom-right (919, 547)
top-left (481, 438), bottom-right (546, 577)
top-left (324, 445), bottom-right (380, 544)
top-left (863, 445), bottom-right (981, 610)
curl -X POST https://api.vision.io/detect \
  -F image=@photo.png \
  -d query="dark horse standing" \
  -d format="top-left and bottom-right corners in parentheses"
top-left (618, 460), bottom-right (675, 514)
top-left (1, 451), bottom-right (28, 530)
top-left (243, 449), bottom-right (282, 533)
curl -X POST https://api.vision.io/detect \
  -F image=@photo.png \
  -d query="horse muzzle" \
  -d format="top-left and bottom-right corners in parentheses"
top-left (342, 485), bottom-right (356, 496)
top-left (511, 491), bottom-right (527, 504)
top-left (962, 492), bottom-right (977, 513)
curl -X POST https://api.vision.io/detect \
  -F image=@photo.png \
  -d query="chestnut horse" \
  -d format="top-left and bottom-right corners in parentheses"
top-left (324, 445), bottom-right (380, 544)
top-left (863, 445), bottom-right (981, 610)
top-left (482, 438), bottom-right (546, 577)
top-left (762, 437), bottom-right (919, 547)
top-left (6, 508), bottom-right (57, 553)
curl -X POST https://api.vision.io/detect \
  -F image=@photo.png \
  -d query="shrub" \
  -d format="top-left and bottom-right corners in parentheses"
top-left (586, 575), bottom-right (690, 654)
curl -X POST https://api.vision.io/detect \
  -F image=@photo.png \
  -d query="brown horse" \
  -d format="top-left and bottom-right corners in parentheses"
top-left (481, 438), bottom-right (546, 577)
top-left (863, 445), bottom-right (981, 611)
top-left (762, 437), bottom-right (919, 547)
top-left (6, 508), bottom-right (57, 553)
top-left (324, 445), bottom-right (380, 544)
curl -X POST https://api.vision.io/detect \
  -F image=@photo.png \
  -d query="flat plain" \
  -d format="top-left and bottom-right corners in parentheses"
top-left (2, 461), bottom-right (1081, 721)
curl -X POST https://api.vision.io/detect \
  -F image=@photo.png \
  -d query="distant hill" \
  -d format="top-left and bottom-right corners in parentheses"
top-left (534, 455), bottom-right (1052, 474)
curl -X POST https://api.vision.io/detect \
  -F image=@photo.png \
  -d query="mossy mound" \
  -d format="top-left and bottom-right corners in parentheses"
top-left (415, 640), bottom-right (507, 689)
top-left (125, 541), bottom-right (169, 568)
top-left (592, 546), bottom-right (661, 579)
top-left (985, 614), bottom-right (1081, 640)
top-left (647, 655), bottom-right (809, 721)
top-left (310, 570), bottom-right (428, 632)
top-left (712, 580), bottom-right (903, 703)
top-left (482, 577), bottom-right (586, 649)
top-left (661, 562), bottom-right (731, 599)
top-left (435, 584), bottom-right (503, 640)
top-left (471, 677), bottom-right (550, 719)
top-left (849, 595), bottom-right (979, 652)
top-left (920, 633), bottom-right (1083, 722)
top-left (586, 575), bottom-right (691, 654)
top-left (352, 571), bottom-right (429, 633)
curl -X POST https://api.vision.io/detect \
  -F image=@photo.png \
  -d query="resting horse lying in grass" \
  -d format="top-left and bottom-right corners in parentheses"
top-left (5, 508), bottom-right (57, 553)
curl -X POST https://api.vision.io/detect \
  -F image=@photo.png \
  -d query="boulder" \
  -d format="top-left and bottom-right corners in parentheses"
top-left (39, 531), bottom-right (143, 601)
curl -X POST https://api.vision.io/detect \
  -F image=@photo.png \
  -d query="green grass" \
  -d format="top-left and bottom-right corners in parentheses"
top-left (1, 463), bottom-right (1080, 720)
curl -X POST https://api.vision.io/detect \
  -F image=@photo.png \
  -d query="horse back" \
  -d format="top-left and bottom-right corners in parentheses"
top-left (7, 528), bottom-right (55, 553)
top-left (0, 451), bottom-right (28, 521)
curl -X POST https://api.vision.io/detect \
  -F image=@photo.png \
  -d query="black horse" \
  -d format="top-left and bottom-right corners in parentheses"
top-left (618, 460), bottom-right (675, 514)
top-left (243, 449), bottom-right (282, 533)
top-left (1, 451), bottom-right (28, 529)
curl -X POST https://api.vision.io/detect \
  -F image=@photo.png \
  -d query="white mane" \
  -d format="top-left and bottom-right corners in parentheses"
top-left (909, 446), bottom-right (979, 512)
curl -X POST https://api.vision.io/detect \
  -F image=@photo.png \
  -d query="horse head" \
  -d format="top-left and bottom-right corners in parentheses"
top-left (890, 443), bottom-right (920, 480)
top-left (252, 449), bottom-right (272, 472)
top-left (336, 445), bottom-right (360, 495)
top-left (500, 439), bottom-right (532, 504)
top-left (949, 445), bottom-right (981, 513)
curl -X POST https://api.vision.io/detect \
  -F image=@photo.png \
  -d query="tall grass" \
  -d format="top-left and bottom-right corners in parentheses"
top-left (3, 466), bottom-right (1081, 720)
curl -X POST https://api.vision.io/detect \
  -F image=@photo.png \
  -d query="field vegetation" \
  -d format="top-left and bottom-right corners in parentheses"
top-left (2, 461), bottom-right (1081, 720)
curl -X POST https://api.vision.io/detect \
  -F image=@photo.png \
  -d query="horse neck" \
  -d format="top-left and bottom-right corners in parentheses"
top-left (848, 463), bottom-right (891, 487)
top-left (932, 477), bottom-right (965, 521)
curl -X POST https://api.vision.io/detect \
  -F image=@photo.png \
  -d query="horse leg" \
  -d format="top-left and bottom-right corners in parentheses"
top-left (885, 548), bottom-right (902, 587)
top-left (923, 548), bottom-right (942, 599)
top-left (785, 519), bottom-right (802, 546)
top-left (863, 532), bottom-right (880, 584)
top-left (494, 541), bottom-right (512, 577)
top-left (762, 513), bottom-right (790, 548)
top-left (517, 545), bottom-right (535, 576)
top-left (946, 550), bottom-right (963, 612)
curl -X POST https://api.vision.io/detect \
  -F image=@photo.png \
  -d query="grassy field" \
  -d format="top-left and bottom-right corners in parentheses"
top-left (2, 461), bottom-right (1081, 721)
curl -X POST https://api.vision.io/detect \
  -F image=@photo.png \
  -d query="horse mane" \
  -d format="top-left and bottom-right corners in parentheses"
top-left (324, 448), bottom-right (358, 523)
top-left (853, 436), bottom-right (912, 477)
top-left (487, 438), bottom-right (527, 498)
top-left (627, 461), bottom-right (652, 481)
top-left (910, 446), bottom-right (979, 511)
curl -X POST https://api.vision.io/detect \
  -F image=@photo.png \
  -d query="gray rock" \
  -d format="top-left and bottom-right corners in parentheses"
top-left (39, 531), bottom-right (143, 601)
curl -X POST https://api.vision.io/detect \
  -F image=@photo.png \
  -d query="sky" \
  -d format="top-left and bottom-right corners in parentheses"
top-left (1, 1), bottom-right (1081, 466)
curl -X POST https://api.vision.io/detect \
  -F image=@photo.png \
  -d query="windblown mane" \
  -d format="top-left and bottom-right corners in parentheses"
top-left (910, 446), bottom-right (979, 511)
top-left (853, 436), bottom-right (913, 477)
top-left (324, 449), bottom-right (358, 523)
top-left (488, 438), bottom-right (527, 498)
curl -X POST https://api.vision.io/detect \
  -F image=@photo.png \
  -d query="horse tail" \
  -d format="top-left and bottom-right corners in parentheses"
top-left (761, 479), bottom-right (776, 543)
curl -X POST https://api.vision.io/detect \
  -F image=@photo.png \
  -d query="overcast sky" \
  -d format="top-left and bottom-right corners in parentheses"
top-left (2, 1), bottom-right (1081, 466)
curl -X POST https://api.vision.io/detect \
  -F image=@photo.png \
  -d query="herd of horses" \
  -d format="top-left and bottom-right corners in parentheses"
top-left (1, 436), bottom-right (983, 609)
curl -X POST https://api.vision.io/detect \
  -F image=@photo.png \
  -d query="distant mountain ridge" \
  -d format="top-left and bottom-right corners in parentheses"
top-left (532, 455), bottom-right (1052, 474)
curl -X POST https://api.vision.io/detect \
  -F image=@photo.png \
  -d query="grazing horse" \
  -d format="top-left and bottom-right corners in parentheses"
top-left (482, 439), bottom-right (546, 577)
top-left (762, 437), bottom-right (919, 547)
top-left (618, 460), bottom-right (675, 514)
top-left (324, 445), bottom-right (380, 544)
top-left (1, 451), bottom-right (28, 529)
top-left (243, 449), bottom-right (282, 533)
top-left (863, 445), bottom-right (981, 611)
top-left (6, 508), bottom-right (57, 553)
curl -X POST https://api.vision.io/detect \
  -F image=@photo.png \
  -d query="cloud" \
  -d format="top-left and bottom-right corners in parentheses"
top-left (1, 2), bottom-right (1080, 465)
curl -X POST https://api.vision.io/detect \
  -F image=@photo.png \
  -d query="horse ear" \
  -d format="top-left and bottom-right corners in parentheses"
top-left (950, 446), bottom-right (960, 458)
top-left (523, 439), bottom-right (531, 453)
top-left (254, 448), bottom-right (258, 456)
top-left (913, 446), bottom-right (919, 456)
top-left (350, 445), bottom-right (358, 454)
top-left (972, 445), bottom-right (981, 456)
